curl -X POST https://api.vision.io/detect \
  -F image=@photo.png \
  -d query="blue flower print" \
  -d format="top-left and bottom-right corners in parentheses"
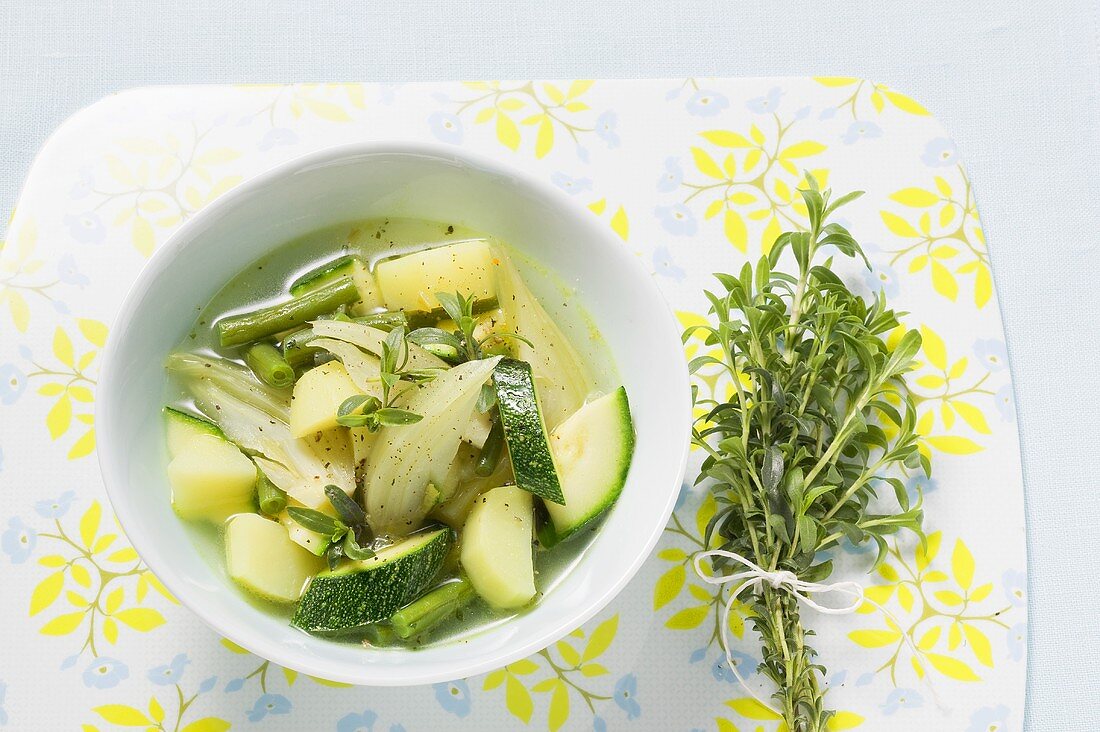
top-left (686, 89), bottom-right (729, 117)
top-left (82, 658), bottom-right (129, 689)
top-left (793, 105), bottom-right (812, 121)
top-left (593, 716), bottom-right (608, 732)
top-left (674, 482), bottom-right (693, 511)
top-left (378, 83), bottom-right (401, 105)
top-left (654, 205), bottom-right (697, 236)
top-left (1007, 621), bottom-right (1026, 661)
top-left (1, 518), bottom-right (36, 564)
top-left (862, 262), bottom-right (900, 298)
top-left (652, 246), bottom-right (686, 282)
top-left (576, 145), bottom-right (590, 163)
top-left (428, 112), bottom-right (463, 145)
top-left (147, 653), bottom-right (189, 686)
top-left (842, 120), bottom-right (883, 145)
top-left (613, 674), bottom-right (640, 719)
top-left (337, 709), bottom-right (378, 732)
top-left (906, 474), bottom-right (939, 505)
top-left (224, 678), bottom-right (245, 693)
top-left (595, 111), bottom-right (620, 148)
top-left (973, 338), bottom-right (1008, 372)
top-left (746, 87), bottom-right (782, 114)
top-left (711, 652), bottom-right (757, 684)
top-left (34, 491), bottom-right (76, 519)
top-left (433, 679), bottom-right (471, 717)
top-left (819, 106), bottom-right (838, 121)
top-left (838, 536), bottom-right (873, 556)
top-left (550, 172), bottom-right (593, 196)
top-left (56, 253), bottom-right (90, 288)
top-left (994, 383), bottom-right (1016, 421)
top-left (656, 157), bottom-right (683, 192)
top-left (921, 137), bottom-right (959, 167)
top-left (855, 671), bottom-right (875, 686)
top-left (63, 212), bottom-right (105, 245)
top-left (0, 364), bottom-right (26, 406)
top-left (258, 128), bottom-right (298, 151)
top-left (247, 693), bottom-right (291, 722)
top-left (966, 704), bottom-right (1009, 732)
top-left (70, 168), bottom-right (95, 200)
top-left (880, 688), bottom-right (923, 715)
top-left (198, 676), bottom-right (217, 693)
top-left (1002, 569), bottom-right (1026, 607)
top-left (688, 647), bottom-right (707, 664)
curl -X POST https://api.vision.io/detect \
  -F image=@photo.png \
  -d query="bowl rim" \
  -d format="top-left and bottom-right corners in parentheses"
top-left (96, 139), bottom-right (692, 685)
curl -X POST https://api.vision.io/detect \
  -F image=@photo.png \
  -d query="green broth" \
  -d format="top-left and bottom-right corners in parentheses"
top-left (167, 217), bottom-right (618, 648)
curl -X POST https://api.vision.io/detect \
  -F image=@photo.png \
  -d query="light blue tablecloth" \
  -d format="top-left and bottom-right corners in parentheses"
top-left (1, 2), bottom-right (1097, 729)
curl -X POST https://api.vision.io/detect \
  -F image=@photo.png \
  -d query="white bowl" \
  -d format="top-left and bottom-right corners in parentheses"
top-left (97, 141), bottom-right (691, 686)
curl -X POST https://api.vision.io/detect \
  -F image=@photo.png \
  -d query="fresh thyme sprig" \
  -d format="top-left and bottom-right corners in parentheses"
top-left (335, 325), bottom-right (429, 431)
top-left (408, 291), bottom-right (533, 364)
top-left (287, 485), bottom-right (376, 570)
top-left (687, 176), bottom-right (926, 731)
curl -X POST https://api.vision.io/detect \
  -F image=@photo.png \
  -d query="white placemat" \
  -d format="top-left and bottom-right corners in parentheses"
top-left (0, 79), bottom-right (1026, 731)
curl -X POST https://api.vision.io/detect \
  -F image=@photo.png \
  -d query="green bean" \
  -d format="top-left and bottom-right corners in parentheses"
top-left (282, 311), bottom-right (410, 370)
top-left (361, 623), bottom-right (398, 647)
top-left (282, 328), bottom-right (320, 369)
top-left (390, 579), bottom-right (475, 640)
top-left (244, 342), bottom-right (296, 388)
top-left (256, 473), bottom-right (287, 516)
top-left (475, 414), bottom-right (504, 477)
top-left (356, 310), bottom-right (409, 332)
top-left (216, 277), bottom-right (359, 347)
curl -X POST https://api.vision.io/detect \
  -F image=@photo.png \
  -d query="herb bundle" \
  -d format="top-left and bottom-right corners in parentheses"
top-left (686, 177), bottom-right (927, 731)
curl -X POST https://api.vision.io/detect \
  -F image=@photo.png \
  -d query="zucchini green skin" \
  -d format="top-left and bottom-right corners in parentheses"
top-left (292, 527), bottom-right (452, 633)
top-left (164, 406), bottom-right (224, 457)
top-left (164, 406), bottom-right (223, 437)
top-left (289, 255), bottom-right (358, 296)
top-left (492, 359), bottom-right (565, 505)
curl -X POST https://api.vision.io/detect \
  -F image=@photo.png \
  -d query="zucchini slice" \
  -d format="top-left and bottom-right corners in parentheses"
top-left (493, 358), bottom-right (565, 505)
top-left (495, 253), bottom-right (590, 429)
top-left (166, 433), bottom-right (257, 523)
top-left (292, 527), bottom-right (452, 633)
top-left (164, 406), bottom-right (224, 457)
top-left (545, 387), bottom-right (635, 539)
top-left (290, 254), bottom-right (383, 314)
top-left (460, 485), bottom-right (536, 609)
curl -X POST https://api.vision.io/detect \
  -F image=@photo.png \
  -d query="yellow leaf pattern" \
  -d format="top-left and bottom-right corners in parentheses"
top-left (480, 613), bottom-right (623, 729)
top-left (815, 77), bottom-right (931, 119)
top-left (0, 78), bottom-right (1021, 729)
top-left (847, 533), bottom-right (1013, 685)
top-left (678, 114), bottom-right (828, 253)
top-left (880, 166), bottom-right (991, 308)
top-left (452, 80), bottom-right (600, 158)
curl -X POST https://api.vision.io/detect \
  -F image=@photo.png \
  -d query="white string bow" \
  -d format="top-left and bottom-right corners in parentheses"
top-left (693, 549), bottom-right (946, 717)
